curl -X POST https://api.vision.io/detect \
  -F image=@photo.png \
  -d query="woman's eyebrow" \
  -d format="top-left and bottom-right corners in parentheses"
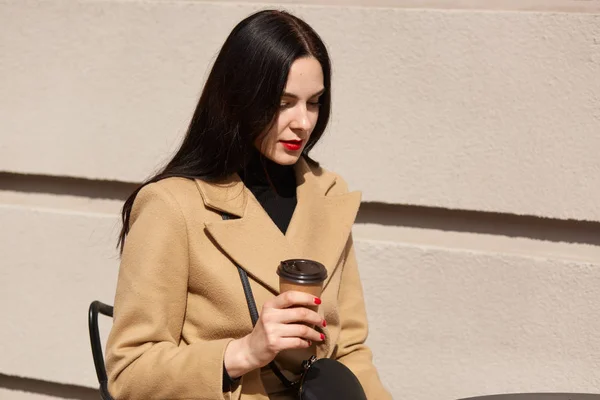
top-left (282, 88), bottom-right (325, 99)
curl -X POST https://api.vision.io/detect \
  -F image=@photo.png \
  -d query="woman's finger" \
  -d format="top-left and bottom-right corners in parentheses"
top-left (275, 337), bottom-right (313, 351)
top-left (273, 306), bottom-right (324, 326)
top-left (267, 290), bottom-right (321, 310)
top-left (274, 323), bottom-right (325, 343)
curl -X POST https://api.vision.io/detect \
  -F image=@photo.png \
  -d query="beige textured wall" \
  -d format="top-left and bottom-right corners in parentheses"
top-left (1, 1), bottom-right (599, 399)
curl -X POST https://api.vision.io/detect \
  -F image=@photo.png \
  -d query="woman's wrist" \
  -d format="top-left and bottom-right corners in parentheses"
top-left (224, 336), bottom-right (256, 379)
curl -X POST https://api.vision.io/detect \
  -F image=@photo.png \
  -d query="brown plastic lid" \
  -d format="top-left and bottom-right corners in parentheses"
top-left (277, 259), bottom-right (328, 284)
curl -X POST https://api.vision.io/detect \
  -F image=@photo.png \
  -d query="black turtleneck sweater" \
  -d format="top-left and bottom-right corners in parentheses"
top-left (222, 150), bottom-right (298, 391)
top-left (239, 150), bottom-right (298, 234)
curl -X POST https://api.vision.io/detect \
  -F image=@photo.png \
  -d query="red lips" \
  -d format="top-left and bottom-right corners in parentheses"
top-left (280, 140), bottom-right (303, 151)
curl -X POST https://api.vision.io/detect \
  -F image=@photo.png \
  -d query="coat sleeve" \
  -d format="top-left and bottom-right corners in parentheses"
top-left (105, 183), bottom-right (239, 400)
top-left (334, 235), bottom-right (393, 400)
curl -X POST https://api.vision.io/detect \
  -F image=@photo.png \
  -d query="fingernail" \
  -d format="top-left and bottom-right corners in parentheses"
top-left (307, 340), bottom-right (312, 346)
top-left (322, 320), bottom-right (327, 327)
top-left (314, 297), bottom-right (322, 305)
top-left (320, 333), bottom-right (325, 341)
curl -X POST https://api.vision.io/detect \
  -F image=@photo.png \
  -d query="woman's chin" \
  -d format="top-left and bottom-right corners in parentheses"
top-left (267, 151), bottom-right (302, 166)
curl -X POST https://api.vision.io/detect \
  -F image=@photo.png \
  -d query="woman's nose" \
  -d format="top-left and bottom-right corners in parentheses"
top-left (290, 105), bottom-right (311, 132)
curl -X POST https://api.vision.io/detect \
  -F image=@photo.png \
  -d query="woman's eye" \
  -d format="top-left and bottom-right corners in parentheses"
top-left (280, 102), bottom-right (292, 109)
top-left (308, 102), bottom-right (321, 108)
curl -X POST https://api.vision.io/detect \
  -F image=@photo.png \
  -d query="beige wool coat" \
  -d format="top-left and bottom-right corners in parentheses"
top-left (105, 157), bottom-right (392, 400)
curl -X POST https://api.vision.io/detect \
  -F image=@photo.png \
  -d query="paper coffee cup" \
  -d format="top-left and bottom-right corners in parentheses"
top-left (277, 259), bottom-right (327, 312)
top-left (275, 259), bottom-right (328, 373)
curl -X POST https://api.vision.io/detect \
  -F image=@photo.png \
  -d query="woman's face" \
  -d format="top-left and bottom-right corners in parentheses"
top-left (256, 56), bottom-right (325, 165)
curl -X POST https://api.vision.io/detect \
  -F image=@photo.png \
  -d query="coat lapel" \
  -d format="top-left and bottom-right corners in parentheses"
top-left (285, 159), bottom-right (362, 289)
top-left (197, 157), bottom-right (361, 294)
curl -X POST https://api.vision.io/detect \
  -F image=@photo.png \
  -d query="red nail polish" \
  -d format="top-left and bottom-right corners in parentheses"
top-left (308, 340), bottom-right (312, 346)
top-left (320, 333), bottom-right (325, 341)
top-left (322, 320), bottom-right (327, 327)
top-left (314, 297), bottom-right (322, 305)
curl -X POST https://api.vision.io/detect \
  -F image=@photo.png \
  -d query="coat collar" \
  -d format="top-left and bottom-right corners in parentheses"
top-left (193, 157), bottom-right (336, 217)
top-left (196, 157), bottom-right (361, 294)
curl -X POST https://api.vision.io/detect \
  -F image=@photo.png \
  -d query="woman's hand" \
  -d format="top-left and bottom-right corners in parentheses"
top-left (224, 291), bottom-right (326, 378)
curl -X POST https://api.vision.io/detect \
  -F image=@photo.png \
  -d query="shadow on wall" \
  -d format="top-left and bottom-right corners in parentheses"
top-left (0, 373), bottom-right (98, 400)
top-left (3, 172), bottom-right (599, 247)
top-left (460, 394), bottom-right (600, 400)
top-left (357, 202), bottom-right (600, 246)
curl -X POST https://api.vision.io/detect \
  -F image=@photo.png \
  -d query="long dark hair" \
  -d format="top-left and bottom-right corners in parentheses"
top-left (118, 9), bottom-right (332, 252)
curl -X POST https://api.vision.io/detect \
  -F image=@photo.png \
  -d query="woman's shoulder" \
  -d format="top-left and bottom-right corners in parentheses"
top-left (134, 177), bottom-right (204, 216)
top-left (139, 177), bottom-right (198, 200)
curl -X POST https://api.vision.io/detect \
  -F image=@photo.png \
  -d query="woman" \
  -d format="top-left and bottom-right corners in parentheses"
top-left (106, 9), bottom-right (392, 400)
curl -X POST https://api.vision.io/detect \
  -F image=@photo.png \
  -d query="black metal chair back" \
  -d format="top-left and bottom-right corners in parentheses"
top-left (88, 300), bottom-right (115, 400)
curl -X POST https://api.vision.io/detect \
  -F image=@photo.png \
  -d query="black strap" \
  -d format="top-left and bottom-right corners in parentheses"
top-left (221, 213), bottom-right (297, 389)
